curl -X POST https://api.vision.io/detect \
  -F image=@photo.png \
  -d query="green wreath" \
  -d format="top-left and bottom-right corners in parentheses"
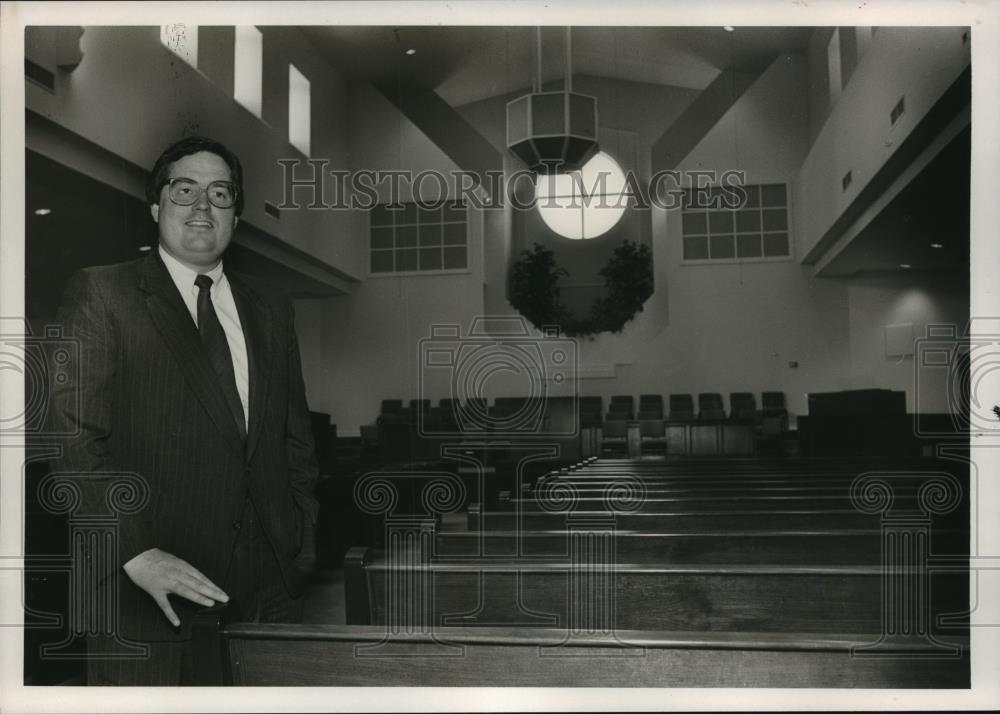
top-left (508, 241), bottom-right (654, 337)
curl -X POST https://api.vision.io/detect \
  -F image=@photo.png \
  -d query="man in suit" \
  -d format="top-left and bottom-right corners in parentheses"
top-left (49, 136), bottom-right (320, 685)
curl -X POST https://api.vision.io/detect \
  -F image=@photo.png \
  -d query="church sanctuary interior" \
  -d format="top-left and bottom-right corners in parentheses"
top-left (22, 24), bottom-right (974, 687)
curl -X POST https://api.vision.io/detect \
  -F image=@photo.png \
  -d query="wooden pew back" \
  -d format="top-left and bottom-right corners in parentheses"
top-left (192, 613), bottom-right (969, 687)
top-left (344, 546), bottom-right (969, 635)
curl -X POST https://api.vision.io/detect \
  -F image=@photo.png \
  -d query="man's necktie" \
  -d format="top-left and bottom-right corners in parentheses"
top-left (194, 274), bottom-right (247, 440)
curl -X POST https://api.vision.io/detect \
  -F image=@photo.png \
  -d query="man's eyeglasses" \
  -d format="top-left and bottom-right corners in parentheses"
top-left (165, 178), bottom-right (238, 209)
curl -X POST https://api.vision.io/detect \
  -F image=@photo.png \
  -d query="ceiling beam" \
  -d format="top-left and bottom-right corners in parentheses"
top-left (650, 65), bottom-right (769, 172)
top-left (373, 81), bottom-right (503, 190)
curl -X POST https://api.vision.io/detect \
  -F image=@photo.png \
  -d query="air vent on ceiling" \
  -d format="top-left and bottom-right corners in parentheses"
top-left (842, 170), bottom-right (853, 192)
top-left (24, 58), bottom-right (55, 92)
top-left (264, 201), bottom-right (281, 220)
top-left (890, 96), bottom-right (905, 125)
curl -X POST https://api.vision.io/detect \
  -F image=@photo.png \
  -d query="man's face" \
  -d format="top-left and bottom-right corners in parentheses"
top-left (151, 151), bottom-right (238, 270)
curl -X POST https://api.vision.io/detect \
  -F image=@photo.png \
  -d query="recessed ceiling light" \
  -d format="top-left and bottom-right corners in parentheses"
top-left (138, 245), bottom-right (153, 252)
top-left (930, 242), bottom-right (944, 249)
top-left (900, 263), bottom-right (911, 269)
top-left (405, 48), bottom-right (416, 56)
top-left (34, 208), bottom-right (51, 216)
top-left (723, 26), bottom-right (735, 32)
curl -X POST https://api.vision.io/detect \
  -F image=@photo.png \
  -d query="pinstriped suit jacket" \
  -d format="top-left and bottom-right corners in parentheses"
top-left (49, 252), bottom-right (320, 642)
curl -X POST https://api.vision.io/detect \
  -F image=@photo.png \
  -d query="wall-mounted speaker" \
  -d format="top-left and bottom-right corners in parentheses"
top-left (885, 322), bottom-right (914, 358)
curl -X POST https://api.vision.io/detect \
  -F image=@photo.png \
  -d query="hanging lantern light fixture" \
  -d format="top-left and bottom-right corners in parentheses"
top-left (506, 27), bottom-right (599, 174)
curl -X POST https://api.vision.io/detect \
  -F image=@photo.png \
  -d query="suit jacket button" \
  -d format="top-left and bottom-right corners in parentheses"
top-left (232, 520), bottom-right (242, 531)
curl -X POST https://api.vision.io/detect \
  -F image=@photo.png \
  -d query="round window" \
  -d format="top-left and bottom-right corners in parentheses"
top-left (534, 152), bottom-right (627, 240)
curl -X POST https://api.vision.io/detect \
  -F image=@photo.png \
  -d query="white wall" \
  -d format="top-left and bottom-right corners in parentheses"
top-left (795, 26), bottom-right (970, 259)
top-left (625, 51), bottom-right (966, 421)
top-left (564, 53), bottom-right (835, 420)
top-left (806, 28), bottom-right (834, 145)
top-left (845, 274), bottom-right (969, 412)
top-left (300, 82), bottom-right (487, 431)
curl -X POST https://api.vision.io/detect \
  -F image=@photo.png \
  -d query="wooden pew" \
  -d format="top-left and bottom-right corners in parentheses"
top-left (527, 465), bottom-right (966, 490)
top-left (190, 611), bottom-right (969, 687)
top-left (581, 456), bottom-right (953, 469)
top-left (468, 486), bottom-right (967, 530)
top-left (517, 461), bottom-right (967, 518)
top-left (509, 488), bottom-right (884, 513)
top-left (501, 494), bottom-right (953, 515)
top-left (432, 528), bottom-right (967, 562)
top-left (532, 470), bottom-right (867, 487)
top-left (548, 458), bottom-right (967, 483)
top-left (322, 455), bottom-right (969, 687)
top-left (468, 505), bottom-right (886, 532)
top-left (343, 546), bottom-right (969, 635)
top-left (535, 459), bottom-right (966, 481)
top-left (551, 471), bottom-right (868, 487)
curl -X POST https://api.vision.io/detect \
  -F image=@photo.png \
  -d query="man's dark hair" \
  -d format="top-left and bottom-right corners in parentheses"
top-left (145, 135), bottom-right (245, 216)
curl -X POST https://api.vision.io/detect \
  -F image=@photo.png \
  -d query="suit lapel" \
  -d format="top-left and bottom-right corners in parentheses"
top-left (139, 253), bottom-right (245, 457)
top-left (229, 273), bottom-right (272, 463)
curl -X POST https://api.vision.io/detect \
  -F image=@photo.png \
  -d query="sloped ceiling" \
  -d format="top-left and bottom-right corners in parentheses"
top-left (301, 25), bottom-right (812, 107)
top-left (300, 25), bottom-right (968, 277)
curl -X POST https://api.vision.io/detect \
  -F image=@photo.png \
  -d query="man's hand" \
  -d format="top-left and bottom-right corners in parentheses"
top-left (122, 548), bottom-right (229, 627)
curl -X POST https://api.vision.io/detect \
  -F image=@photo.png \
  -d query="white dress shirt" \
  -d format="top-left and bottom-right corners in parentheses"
top-left (159, 246), bottom-right (250, 429)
